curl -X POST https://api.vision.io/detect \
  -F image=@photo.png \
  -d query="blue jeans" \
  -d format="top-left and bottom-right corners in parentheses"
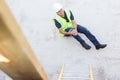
top-left (65, 24), bottom-right (100, 46)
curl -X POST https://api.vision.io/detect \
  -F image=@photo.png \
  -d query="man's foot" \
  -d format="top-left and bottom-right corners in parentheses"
top-left (81, 42), bottom-right (91, 50)
top-left (96, 44), bottom-right (107, 50)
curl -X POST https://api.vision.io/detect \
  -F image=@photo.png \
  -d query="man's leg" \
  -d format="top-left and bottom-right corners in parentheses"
top-left (77, 24), bottom-right (107, 49)
top-left (72, 34), bottom-right (91, 50)
top-left (65, 28), bottom-right (91, 50)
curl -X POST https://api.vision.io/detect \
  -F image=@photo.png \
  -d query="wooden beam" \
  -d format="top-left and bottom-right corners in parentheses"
top-left (0, 0), bottom-right (48, 80)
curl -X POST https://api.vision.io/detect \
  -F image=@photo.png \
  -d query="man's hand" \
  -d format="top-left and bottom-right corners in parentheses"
top-left (68, 29), bottom-right (78, 35)
top-left (59, 28), bottom-right (78, 36)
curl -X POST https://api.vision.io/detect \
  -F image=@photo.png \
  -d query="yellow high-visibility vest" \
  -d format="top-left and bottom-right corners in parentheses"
top-left (54, 10), bottom-right (74, 36)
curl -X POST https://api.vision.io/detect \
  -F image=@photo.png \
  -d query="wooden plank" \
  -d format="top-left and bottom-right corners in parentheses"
top-left (0, 0), bottom-right (48, 80)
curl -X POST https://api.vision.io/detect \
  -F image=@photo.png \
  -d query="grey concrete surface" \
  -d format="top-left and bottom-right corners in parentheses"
top-left (0, 70), bottom-right (12, 80)
top-left (1, 0), bottom-right (120, 80)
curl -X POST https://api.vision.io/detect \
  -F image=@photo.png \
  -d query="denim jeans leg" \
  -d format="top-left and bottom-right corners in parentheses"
top-left (65, 28), bottom-right (85, 43)
top-left (73, 35), bottom-right (91, 49)
top-left (72, 35), bottom-right (85, 44)
top-left (77, 24), bottom-right (100, 46)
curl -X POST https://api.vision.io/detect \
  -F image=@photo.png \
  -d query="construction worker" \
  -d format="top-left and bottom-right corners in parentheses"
top-left (53, 3), bottom-right (107, 50)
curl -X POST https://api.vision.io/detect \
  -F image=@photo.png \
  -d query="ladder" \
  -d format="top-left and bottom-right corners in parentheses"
top-left (58, 64), bottom-right (94, 80)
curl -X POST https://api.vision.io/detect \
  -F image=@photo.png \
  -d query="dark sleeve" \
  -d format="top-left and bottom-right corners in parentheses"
top-left (53, 19), bottom-right (62, 29)
top-left (70, 11), bottom-right (74, 20)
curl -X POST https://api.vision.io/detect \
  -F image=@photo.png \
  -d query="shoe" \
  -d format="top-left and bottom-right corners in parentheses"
top-left (96, 44), bottom-right (107, 50)
top-left (81, 42), bottom-right (91, 50)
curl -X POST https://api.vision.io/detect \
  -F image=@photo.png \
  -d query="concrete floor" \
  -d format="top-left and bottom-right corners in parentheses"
top-left (1, 0), bottom-right (120, 80)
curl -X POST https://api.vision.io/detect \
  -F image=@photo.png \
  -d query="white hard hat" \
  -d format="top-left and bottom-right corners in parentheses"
top-left (53, 3), bottom-right (63, 12)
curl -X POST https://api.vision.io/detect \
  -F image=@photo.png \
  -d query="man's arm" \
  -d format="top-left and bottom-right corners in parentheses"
top-left (72, 20), bottom-right (77, 31)
top-left (71, 20), bottom-right (78, 35)
top-left (59, 28), bottom-right (73, 35)
top-left (70, 11), bottom-right (78, 35)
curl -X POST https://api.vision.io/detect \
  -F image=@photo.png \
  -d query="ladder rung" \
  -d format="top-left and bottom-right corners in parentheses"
top-left (62, 77), bottom-right (89, 79)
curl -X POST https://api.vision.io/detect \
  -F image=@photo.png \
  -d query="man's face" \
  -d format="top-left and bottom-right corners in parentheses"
top-left (56, 9), bottom-right (64, 16)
